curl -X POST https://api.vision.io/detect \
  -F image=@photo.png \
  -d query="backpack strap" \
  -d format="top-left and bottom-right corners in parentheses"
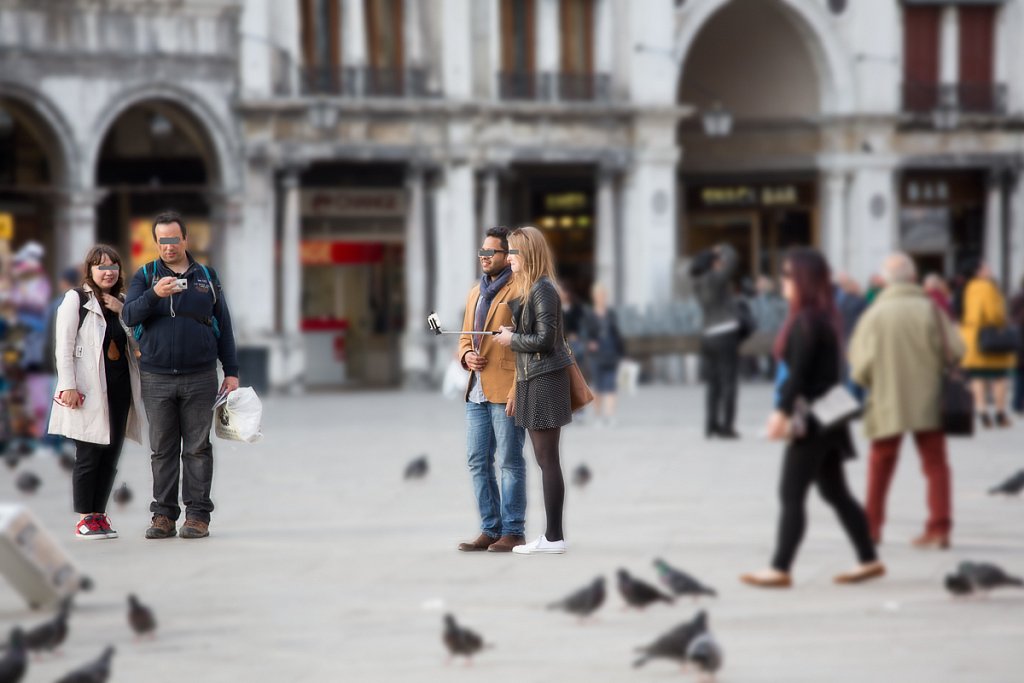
top-left (73, 288), bottom-right (89, 331)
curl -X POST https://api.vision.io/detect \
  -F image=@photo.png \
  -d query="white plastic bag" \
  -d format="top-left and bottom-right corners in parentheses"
top-left (214, 387), bottom-right (263, 443)
top-left (441, 359), bottom-right (470, 401)
top-left (618, 359), bottom-right (640, 396)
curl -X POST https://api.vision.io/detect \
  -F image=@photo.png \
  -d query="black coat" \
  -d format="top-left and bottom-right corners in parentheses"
top-left (509, 277), bottom-right (573, 381)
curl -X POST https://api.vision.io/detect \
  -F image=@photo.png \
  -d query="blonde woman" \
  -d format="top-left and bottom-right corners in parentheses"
top-left (495, 227), bottom-right (573, 554)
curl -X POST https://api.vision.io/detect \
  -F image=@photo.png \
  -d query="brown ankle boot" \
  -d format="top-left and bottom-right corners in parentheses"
top-left (458, 533), bottom-right (496, 552)
top-left (487, 535), bottom-right (526, 553)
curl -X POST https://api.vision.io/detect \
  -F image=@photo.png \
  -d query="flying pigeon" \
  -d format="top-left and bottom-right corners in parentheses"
top-left (14, 471), bottom-right (40, 495)
top-left (0, 628), bottom-right (27, 683)
top-left (686, 632), bottom-right (724, 681)
top-left (653, 558), bottom-right (718, 599)
top-left (442, 614), bottom-right (488, 663)
top-left (127, 595), bottom-right (157, 639)
top-left (617, 568), bottom-right (674, 610)
top-left (112, 483), bottom-right (132, 507)
top-left (53, 646), bottom-right (114, 683)
top-left (944, 573), bottom-right (973, 597)
top-left (547, 577), bottom-right (605, 621)
top-left (958, 561), bottom-right (1024, 594)
top-left (633, 610), bottom-right (709, 669)
top-left (988, 470), bottom-right (1024, 496)
top-left (24, 600), bottom-right (70, 656)
top-left (404, 455), bottom-right (429, 480)
top-left (571, 464), bottom-right (592, 489)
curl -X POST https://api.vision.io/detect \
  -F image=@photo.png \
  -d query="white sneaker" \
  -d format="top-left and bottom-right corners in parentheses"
top-left (511, 535), bottom-right (567, 555)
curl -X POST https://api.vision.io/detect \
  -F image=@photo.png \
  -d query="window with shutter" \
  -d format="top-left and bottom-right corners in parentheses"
top-left (500, 0), bottom-right (536, 99)
top-left (958, 5), bottom-right (996, 112)
top-left (903, 5), bottom-right (941, 112)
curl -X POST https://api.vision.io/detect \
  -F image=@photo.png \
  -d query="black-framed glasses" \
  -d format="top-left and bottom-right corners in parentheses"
top-left (478, 249), bottom-right (508, 258)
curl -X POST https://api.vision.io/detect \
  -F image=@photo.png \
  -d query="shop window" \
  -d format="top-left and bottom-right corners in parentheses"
top-left (299, 0), bottom-right (342, 94)
top-left (902, 5), bottom-right (941, 112)
top-left (559, 0), bottom-right (595, 100)
top-left (500, 0), bottom-right (536, 99)
top-left (364, 0), bottom-right (404, 96)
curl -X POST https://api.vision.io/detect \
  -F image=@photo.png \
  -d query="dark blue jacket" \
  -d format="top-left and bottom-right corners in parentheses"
top-left (122, 253), bottom-right (239, 377)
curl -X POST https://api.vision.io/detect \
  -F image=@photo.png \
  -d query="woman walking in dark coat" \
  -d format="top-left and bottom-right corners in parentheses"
top-left (495, 226), bottom-right (574, 554)
top-left (741, 248), bottom-right (884, 588)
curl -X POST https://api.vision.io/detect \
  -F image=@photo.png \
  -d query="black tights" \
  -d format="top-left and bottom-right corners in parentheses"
top-left (772, 438), bottom-right (877, 573)
top-left (529, 427), bottom-right (564, 542)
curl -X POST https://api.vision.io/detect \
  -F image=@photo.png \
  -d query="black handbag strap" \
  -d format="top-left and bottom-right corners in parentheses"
top-left (931, 302), bottom-right (955, 370)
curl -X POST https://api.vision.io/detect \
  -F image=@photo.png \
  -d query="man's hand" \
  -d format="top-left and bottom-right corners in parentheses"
top-left (219, 376), bottom-right (240, 396)
top-left (102, 294), bottom-right (124, 315)
top-left (464, 351), bottom-right (488, 371)
top-left (153, 277), bottom-right (180, 298)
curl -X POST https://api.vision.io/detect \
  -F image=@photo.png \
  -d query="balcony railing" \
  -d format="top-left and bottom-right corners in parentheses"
top-left (299, 66), bottom-right (433, 98)
top-left (903, 81), bottom-right (1008, 116)
top-left (499, 71), bottom-right (611, 102)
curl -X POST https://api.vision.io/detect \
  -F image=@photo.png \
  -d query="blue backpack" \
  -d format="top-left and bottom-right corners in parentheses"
top-left (133, 260), bottom-right (221, 341)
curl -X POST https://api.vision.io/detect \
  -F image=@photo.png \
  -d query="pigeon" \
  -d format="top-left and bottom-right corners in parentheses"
top-left (571, 464), bottom-right (592, 488)
top-left (14, 471), bottom-right (40, 495)
top-left (617, 568), bottom-right (674, 609)
top-left (127, 595), bottom-right (157, 639)
top-left (686, 632), bottom-right (724, 680)
top-left (633, 610), bottom-right (709, 669)
top-left (944, 573), bottom-right (973, 597)
top-left (404, 455), bottom-right (429, 480)
top-left (57, 448), bottom-right (76, 474)
top-left (0, 628), bottom-right (27, 683)
top-left (653, 558), bottom-right (718, 599)
top-left (958, 561), bottom-right (1024, 594)
top-left (54, 646), bottom-right (114, 683)
top-left (24, 600), bottom-right (70, 656)
top-left (2, 447), bottom-right (21, 471)
top-left (547, 577), bottom-right (605, 621)
top-left (112, 483), bottom-right (132, 507)
top-left (989, 470), bottom-right (1024, 496)
top-left (442, 614), bottom-right (488, 663)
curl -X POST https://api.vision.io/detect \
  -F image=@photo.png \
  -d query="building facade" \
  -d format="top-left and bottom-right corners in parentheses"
top-left (2, 0), bottom-right (1023, 390)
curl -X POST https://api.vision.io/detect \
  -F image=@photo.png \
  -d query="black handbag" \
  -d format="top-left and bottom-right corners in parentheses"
top-left (978, 325), bottom-right (1021, 354)
top-left (934, 305), bottom-right (974, 436)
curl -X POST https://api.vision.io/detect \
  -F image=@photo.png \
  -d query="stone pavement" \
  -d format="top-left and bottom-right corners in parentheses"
top-left (1, 384), bottom-right (1022, 682)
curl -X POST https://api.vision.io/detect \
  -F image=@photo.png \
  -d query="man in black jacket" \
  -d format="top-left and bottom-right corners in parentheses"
top-left (122, 211), bottom-right (238, 540)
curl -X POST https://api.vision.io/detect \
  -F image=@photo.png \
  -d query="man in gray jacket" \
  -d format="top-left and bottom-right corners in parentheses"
top-left (691, 243), bottom-right (741, 438)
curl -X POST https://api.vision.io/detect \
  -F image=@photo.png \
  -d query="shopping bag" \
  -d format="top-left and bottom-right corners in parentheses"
top-left (442, 359), bottom-right (470, 401)
top-left (214, 387), bottom-right (263, 443)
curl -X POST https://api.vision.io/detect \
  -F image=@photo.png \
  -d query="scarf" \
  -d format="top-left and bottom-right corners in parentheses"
top-left (474, 267), bottom-right (512, 351)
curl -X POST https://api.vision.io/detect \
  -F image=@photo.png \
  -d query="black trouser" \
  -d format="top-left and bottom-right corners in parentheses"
top-left (701, 331), bottom-right (739, 433)
top-left (72, 376), bottom-right (131, 514)
top-left (771, 437), bottom-right (877, 573)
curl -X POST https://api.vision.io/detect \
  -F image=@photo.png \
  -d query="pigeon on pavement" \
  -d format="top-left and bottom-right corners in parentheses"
top-left (958, 561), bottom-right (1024, 594)
top-left (14, 471), bottom-right (40, 495)
top-left (24, 600), bottom-right (70, 656)
top-left (442, 614), bottom-right (488, 663)
top-left (547, 577), bottom-right (606, 621)
top-left (0, 628), bottom-right (27, 683)
top-left (571, 464), bottom-right (592, 489)
top-left (633, 610), bottom-right (709, 669)
top-left (127, 595), bottom-right (157, 639)
top-left (686, 632), bottom-right (723, 681)
top-left (988, 470), bottom-right (1024, 496)
top-left (57, 449), bottom-right (76, 474)
top-left (617, 568), bottom-right (674, 609)
top-left (404, 455), bottom-right (429, 480)
top-left (653, 558), bottom-right (718, 599)
top-left (54, 646), bottom-right (114, 683)
top-left (112, 483), bottom-right (132, 507)
top-left (944, 573), bottom-right (973, 597)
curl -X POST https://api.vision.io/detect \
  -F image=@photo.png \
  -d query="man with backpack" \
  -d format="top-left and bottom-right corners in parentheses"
top-left (122, 211), bottom-right (238, 540)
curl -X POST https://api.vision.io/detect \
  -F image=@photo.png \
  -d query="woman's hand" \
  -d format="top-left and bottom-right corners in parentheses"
top-left (765, 410), bottom-right (790, 441)
top-left (495, 326), bottom-right (514, 347)
top-left (59, 389), bottom-right (83, 410)
top-left (102, 294), bottom-right (124, 315)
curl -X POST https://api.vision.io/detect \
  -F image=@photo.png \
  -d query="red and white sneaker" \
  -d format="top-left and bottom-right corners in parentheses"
top-left (97, 514), bottom-right (119, 539)
top-left (75, 515), bottom-right (108, 540)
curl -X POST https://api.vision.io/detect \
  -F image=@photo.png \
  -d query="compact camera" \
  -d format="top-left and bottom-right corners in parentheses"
top-left (175, 279), bottom-right (189, 291)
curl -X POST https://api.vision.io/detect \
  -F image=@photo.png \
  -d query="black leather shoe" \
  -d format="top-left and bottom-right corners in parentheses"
top-left (717, 429), bottom-right (741, 439)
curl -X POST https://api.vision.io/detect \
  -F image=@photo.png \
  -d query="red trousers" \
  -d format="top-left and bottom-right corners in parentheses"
top-left (865, 430), bottom-right (952, 540)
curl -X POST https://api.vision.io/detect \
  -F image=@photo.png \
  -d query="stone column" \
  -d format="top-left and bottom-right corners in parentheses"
top-left (432, 162), bottom-right (477, 355)
top-left (848, 165), bottom-right (898, 283)
top-left (822, 170), bottom-right (850, 275)
top-left (54, 190), bottom-right (99, 270)
top-left (480, 165), bottom-right (500, 237)
top-left (985, 170), bottom-right (1005, 286)
top-left (280, 169), bottom-right (304, 389)
top-left (403, 164), bottom-right (430, 383)
top-left (342, 0), bottom-right (368, 95)
top-left (595, 164), bottom-right (619, 302)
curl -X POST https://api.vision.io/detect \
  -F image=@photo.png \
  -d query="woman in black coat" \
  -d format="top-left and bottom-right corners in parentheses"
top-left (496, 226), bottom-right (574, 555)
top-left (741, 248), bottom-right (884, 588)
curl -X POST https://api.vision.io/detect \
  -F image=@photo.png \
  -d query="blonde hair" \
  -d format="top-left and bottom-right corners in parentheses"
top-left (509, 226), bottom-right (558, 304)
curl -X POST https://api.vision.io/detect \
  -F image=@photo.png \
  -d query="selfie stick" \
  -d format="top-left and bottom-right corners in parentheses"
top-left (427, 311), bottom-right (499, 336)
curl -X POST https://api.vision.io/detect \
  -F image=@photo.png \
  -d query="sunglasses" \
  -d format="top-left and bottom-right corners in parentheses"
top-left (96, 265), bottom-right (120, 271)
top-left (478, 249), bottom-right (520, 258)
